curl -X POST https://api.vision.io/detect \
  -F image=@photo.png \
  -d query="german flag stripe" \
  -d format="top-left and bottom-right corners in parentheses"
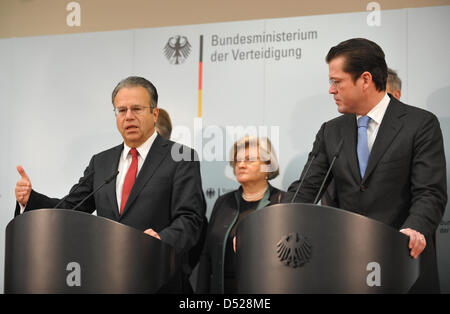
top-left (198, 35), bottom-right (203, 118)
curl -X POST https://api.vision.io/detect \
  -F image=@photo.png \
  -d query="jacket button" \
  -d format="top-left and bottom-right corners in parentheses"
top-left (360, 184), bottom-right (366, 192)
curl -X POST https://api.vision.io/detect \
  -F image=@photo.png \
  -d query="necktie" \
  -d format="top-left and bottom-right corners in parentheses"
top-left (357, 116), bottom-right (371, 179)
top-left (120, 148), bottom-right (138, 215)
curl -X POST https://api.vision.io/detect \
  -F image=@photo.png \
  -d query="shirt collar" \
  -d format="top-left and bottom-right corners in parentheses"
top-left (122, 131), bottom-right (158, 161)
top-left (357, 93), bottom-right (390, 125)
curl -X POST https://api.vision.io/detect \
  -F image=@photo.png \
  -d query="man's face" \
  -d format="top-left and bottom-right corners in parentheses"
top-left (328, 56), bottom-right (364, 114)
top-left (114, 86), bottom-right (159, 148)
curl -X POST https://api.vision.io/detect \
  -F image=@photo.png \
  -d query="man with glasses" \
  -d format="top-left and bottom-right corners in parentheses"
top-left (285, 38), bottom-right (446, 293)
top-left (14, 76), bottom-right (206, 292)
top-left (321, 67), bottom-right (403, 208)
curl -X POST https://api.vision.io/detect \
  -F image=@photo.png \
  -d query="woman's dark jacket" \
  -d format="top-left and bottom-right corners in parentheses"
top-left (196, 184), bottom-right (284, 293)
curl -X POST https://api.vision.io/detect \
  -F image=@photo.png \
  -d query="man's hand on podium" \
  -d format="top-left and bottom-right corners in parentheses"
top-left (400, 228), bottom-right (427, 259)
top-left (15, 165), bottom-right (32, 206)
top-left (144, 228), bottom-right (161, 240)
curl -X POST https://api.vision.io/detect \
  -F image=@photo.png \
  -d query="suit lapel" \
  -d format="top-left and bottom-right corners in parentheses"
top-left (362, 98), bottom-right (406, 183)
top-left (105, 145), bottom-right (123, 221)
top-left (120, 135), bottom-right (169, 217)
top-left (341, 114), bottom-right (361, 183)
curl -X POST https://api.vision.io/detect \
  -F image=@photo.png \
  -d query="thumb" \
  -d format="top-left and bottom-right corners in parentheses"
top-left (17, 165), bottom-right (30, 181)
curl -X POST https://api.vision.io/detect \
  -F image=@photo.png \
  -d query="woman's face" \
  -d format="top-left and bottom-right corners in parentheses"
top-left (234, 148), bottom-right (267, 185)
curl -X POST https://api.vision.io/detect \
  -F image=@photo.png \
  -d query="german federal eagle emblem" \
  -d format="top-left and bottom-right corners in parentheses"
top-left (206, 188), bottom-right (216, 199)
top-left (276, 232), bottom-right (312, 268)
top-left (164, 35), bottom-right (191, 64)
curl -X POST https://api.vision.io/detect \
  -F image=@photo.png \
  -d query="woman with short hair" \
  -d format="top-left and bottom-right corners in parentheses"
top-left (196, 136), bottom-right (284, 293)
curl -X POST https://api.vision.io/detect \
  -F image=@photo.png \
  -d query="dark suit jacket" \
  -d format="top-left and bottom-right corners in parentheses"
top-left (15, 134), bottom-right (206, 292)
top-left (286, 95), bottom-right (447, 293)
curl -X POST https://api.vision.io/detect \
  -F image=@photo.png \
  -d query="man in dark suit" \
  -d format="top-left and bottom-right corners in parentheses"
top-left (286, 38), bottom-right (447, 293)
top-left (14, 76), bottom-right (206, 292)
top-left (321, 67), bottom-right (404, 207)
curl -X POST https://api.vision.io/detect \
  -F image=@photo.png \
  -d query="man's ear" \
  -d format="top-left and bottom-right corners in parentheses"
top-left (393, 89), bottom-right (401, 100)
top-left (360, 71), bottom-right (373, 90)
top-left (152, 107), bottom-right (159, 120)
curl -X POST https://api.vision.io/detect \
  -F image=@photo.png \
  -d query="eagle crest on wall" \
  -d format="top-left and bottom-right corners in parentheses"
top-left (164, 36), bottom-right (191, 64)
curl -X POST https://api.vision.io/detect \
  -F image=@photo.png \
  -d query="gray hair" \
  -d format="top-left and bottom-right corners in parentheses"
top-left (387, 68), bottom-right (402, 91)
top-left (111, 76), bottom-right (158, 110)
top-left (229, 136), bottom-right (280, 180)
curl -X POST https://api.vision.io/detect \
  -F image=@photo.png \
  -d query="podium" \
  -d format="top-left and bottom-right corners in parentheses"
top-left (4, 209), bottom-right (176, 293)
top-left (235, 204), bottom-right (420, 293)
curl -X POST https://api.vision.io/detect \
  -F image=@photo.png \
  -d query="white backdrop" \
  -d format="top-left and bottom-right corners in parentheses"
top-left (1, 6), bottom-right (449, 292)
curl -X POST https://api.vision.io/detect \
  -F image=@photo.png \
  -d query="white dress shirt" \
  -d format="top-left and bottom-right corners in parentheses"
top-left (356, 93), bottom-right (390, 152)
top-left (116, 131), bottom-right (157, 212)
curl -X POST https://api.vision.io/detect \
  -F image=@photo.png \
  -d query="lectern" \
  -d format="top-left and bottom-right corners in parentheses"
top-left (4, 209), bottom-right (176, 293)
top-left (235, 204), bottom-right (420, 293)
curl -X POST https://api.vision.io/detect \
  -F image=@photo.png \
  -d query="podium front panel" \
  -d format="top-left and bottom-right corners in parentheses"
top-left (235, 204), bottom-right (420, 294)
top-left (4, 209), bottom-right (176, 293)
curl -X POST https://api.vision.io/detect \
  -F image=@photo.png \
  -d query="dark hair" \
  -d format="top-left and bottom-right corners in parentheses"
top-left (326, 38), bottom-right (387, 92)
top-left (111, 76), bottom-right (158, 109)
top-left (156, 108), bottom-right (172, 140)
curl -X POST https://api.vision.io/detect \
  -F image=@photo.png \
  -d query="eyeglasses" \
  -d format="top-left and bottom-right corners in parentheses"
top-left (329, 78), bottom-right (341, 89)
top-left (113, 105), bottom-right (151, 117)
top-left (235, 159), bottom-right (261, 164)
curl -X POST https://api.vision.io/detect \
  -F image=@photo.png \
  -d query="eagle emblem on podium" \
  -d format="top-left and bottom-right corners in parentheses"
top-left (164, 36), bottom-right (191, 64)
top-left (276, 232), bottom-right (312, 268)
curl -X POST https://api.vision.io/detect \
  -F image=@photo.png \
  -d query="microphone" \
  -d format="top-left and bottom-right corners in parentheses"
top-left (53, 171), bottom-right (95, 208)
top-left (71, 170), bottom-right (119, 211)
top-left (291, 143), bottom-right (320, 203)
top-left (312, 139), bottom-right (344, 204)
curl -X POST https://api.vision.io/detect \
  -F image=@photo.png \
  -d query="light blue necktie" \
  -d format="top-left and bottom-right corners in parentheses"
top-left (357, 116), bottom-right (371, 179)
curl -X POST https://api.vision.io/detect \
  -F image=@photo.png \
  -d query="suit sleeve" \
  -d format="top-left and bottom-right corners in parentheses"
top-left (196, 195), bottom-right (224, 293)
top-left (14, 190), bottom-right (60, 217)
top-left (321, 180), bottom-right (339, 208)
top-left (158, 149), bottom-right (206, 254)
top-left (401, 113), bottom-right (447, 236)
top-left (14, 157), bottom-right (97, 217)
